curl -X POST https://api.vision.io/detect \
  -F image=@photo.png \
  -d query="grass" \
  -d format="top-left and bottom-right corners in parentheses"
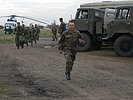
top-left (40, 29), bottom-right (60, 38)
top-left (0, 83), bottom-right (14, 100)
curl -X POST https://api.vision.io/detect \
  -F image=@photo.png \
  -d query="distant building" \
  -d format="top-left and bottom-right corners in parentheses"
top-left (80, 1), bottom-right (133, 9)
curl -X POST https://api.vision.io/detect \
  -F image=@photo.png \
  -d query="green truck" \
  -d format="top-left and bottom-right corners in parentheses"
top-left (72, 5), bottom-right (133, 57)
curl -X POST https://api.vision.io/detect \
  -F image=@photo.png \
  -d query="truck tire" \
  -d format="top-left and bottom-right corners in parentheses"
top-left (114, 36), bottom-right (133, 57)
top-left (92, 41), bottom-right (102, 50)
top-left (77, 33), bottom-right (92, 51)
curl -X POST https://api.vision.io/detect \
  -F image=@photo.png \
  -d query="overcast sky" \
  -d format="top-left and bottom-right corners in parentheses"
top-left (0, 0), bottom-right (128, 26)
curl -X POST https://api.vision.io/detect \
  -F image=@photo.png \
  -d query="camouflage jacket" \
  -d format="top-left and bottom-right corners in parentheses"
top-left (30, 28), bottom-right (36, 35)
top-left (25, 29), bottom-right (31, 36)
top-left (14, 26), bottom-right (23, 36)
top-left (52, 26), bottom-right (57, 33)
top-left (59, 22), bottom-right (66, 34)
top-left (59, 29), bottom-right (84, 51)
top-left (35, 27), bottom-right (40, 34)
top-left (22, 27), bottom-right (26, 35)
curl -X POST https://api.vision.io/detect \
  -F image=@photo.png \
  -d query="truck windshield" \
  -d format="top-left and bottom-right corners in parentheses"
top-left (77, 10), bottom-right (88, 19)
top-left (117, 9), bottom-right (130, 19)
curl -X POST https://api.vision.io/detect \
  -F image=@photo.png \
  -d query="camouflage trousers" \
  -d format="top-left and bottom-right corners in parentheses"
top-left (15, 35), bottom-right (20, 48)
top-left (52, 32), bottom-right (57, 41)
top-left (64, 49), bottom-right (77, 72)
top-left (33, 35), bottom-right (36, 44)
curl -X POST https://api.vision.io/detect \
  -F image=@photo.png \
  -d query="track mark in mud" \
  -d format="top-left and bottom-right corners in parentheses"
top-left (14, 74), bottom-right (66, 98)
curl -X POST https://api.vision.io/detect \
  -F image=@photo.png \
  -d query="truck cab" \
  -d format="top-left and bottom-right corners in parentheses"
top-left (73, 7), bottom-right (104, 51)
top-left (104, 6), bottom-right (133, 57)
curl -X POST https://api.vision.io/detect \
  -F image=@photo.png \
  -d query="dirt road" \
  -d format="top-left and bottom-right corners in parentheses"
top-left (0, 38), bottom-right (133, 100)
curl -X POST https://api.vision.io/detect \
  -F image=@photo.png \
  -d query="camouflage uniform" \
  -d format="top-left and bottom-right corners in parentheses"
top-left (35, 27), bottom-right (40, 41)
top-left (30, 27), bottom-right (37, 44)
top-left (25, 27), bottom-right (30, 46)
top-left (20, 26), bottom-right (26, 48)
top-left (52, 25), bottom-right (58, 41)
top-left (59, 29), bottom-right (84, 72)
top-left (14, 26), bottom-right (22, 49)
top-left (59, 22), bottom-right (66, 35)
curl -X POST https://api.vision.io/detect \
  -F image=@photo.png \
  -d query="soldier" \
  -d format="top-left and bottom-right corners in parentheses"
top-left (28, 26), bottom-right (33, 46)
top-left (35, 24), bottom-right (40, 41)
top-left (58, 18), bottom-right (66, 36)
top-left (51, 24), bottom-right (58, 41)
top-left (14, 22), bottom-right (22, 49)
top-left (30, 25), bottom-right (37, 45)
top-left (20, 24), bottom-right (26, 48)
top-left (59, 21), bottom-right (84, 80)
top-left (25, 26), bottom-right (30, 46)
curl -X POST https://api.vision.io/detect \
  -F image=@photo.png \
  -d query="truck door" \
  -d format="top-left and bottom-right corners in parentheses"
top-left (111, 8), bottom-right (131, 34)
top-left (74, 10), bottom-right (89, 31)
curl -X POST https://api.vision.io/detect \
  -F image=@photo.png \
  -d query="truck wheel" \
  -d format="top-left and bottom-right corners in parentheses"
top-left (93, 41), bottom-right (102, 50)
top-left (114, 36), bottom-right (133, 57)
top-left (77, 33), bottom-right (92, 51)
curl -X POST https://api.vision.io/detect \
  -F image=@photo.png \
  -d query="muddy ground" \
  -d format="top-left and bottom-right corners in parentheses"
top-left (0, 38), bottom-right (133, 100)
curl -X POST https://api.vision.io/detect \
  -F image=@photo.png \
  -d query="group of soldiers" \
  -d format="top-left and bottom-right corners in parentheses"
top-left (14, 22), bottom-right (40, 49)
top-left (14, 18), bottom-right (84, 80)
top-left (51, 18), bottom-right (66, 41)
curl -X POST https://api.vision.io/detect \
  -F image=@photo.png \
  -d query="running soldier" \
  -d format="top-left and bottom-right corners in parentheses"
top-left (25, 26), bottom-right (30, 46)
top-left (14, 22), bottom-right (22, 49)
top-left (30, 25), bottom-right (37, 44)
top-left (58, 18), bottom-right (66, 36)
top-left (59, 21), bottom-right (84, 80)
top-left (20, 24), bottom-right (26, 48)
top-left (35, 24), bottom-right (40, 41)
top-left (52, 24), bottom-right (58, 41)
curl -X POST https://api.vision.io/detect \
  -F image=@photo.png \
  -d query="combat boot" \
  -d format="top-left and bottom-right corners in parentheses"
top-left (65, 72), bottom-right (71, 80)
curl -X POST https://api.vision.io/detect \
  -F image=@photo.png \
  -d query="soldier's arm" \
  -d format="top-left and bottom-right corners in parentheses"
top-left (78, 31), bottom-right (85, 44)
top-left (59, 33), bottom-right (66, 50)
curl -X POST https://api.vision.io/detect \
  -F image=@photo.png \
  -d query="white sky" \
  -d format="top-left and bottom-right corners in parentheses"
top-left (0, 0), bottom-right (129, 26)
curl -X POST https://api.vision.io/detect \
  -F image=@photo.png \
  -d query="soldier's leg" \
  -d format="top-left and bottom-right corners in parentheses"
top-left (64, 53), bottom-right (73, 72)
top-left (54, 33), bottom-right (57, 41)
top-left (64, 51), bottom-right (74, 80)
top-left (37, 34), bottom-right (39, 41)
top-left (55, 33), bottom-right (58, 41)
top-left (33, 36), bottom-right (36, 44)
top-left (52, 33), bottom-right (55, 41)
top-left (31, 36), bottom-right (33, 46)
top-left (15, 36), bottom-right (20, 49)
top-left (71, 50), bottom-right (77, 62)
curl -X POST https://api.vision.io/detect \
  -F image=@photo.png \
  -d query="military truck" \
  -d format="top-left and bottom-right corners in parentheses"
top-left (72, 5), bottom-right (133, 57)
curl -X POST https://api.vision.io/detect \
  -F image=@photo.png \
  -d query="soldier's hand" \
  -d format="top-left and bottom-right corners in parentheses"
top-left (79, 39), bottom-right (82, 43)
top-left (59, 50), bottom-right (63, 54)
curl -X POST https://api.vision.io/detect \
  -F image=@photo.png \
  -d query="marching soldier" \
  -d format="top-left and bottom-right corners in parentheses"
top-left (30, 25), bottom-right (37, 45)
top-left (52, 24), bottom-right (58, 41)
top-left (35, 24), bottom-right (40, 41)
top-left (14, 22), bottom-right (22, 49)
top-left (59, 21), bottom-right (84, 80)
top-left (20, 24), bottom-right (26, 48)
top-left (25, 26), bottom-right (30, 46)
top-left (58, 18), bottom-right (66, 36)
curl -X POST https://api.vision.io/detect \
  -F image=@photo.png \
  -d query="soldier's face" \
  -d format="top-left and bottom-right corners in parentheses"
top-left (68, 22), bottom-right (74, 31)
top-left (17, 24), bottom-right (20, 27)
